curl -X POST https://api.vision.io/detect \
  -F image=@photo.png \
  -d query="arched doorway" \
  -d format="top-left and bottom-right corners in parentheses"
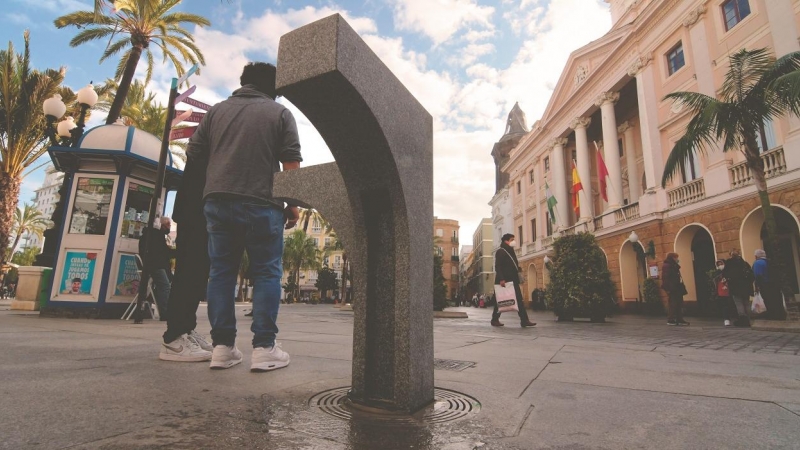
top-left (741, 205), bottom-right (800, 301)
top-left (619, 239), bottom-right (645, 302)
top-left (674, 224), bottom-right (716, 313)
top-left (526, 263), bottom-right (538, 292)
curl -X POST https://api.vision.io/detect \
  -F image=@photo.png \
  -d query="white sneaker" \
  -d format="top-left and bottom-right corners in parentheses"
top-left (724, 320), bottom-right (732, 327)
top-left (251, 343), bottom-right (290, 372)
top-left (210, 345), bottom-right (243, 370)
top-left (159, 334), bottom-right (212, 362)
top-left (188, 330), bottom-right (213, 351)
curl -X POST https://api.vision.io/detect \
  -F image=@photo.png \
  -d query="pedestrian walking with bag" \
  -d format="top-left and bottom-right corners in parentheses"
top-left (661, 253), bottom-right (689, 326)
top-left (491, 233), bottom-right (536, 328)
top-left (753, 249), bottom-right (787, 320)
top-left (723, 249), bottom-right (754, 327)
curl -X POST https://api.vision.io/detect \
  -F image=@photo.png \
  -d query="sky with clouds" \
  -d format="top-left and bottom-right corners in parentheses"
top-left (1, 0), bottom-right (612, 241)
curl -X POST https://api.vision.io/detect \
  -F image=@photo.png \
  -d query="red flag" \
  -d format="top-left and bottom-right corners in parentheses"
top-left (596, 147), bottom-right (609, 202)
top-left (571, 161), bottom-right (582, 215)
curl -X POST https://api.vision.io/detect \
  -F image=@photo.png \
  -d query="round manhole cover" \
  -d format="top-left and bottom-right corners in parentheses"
top-left (309, 387), bottom-right (480, 425)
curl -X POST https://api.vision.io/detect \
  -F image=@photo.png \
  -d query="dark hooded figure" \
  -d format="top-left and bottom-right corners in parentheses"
top-left (661, 252), bottom-right (689, 326)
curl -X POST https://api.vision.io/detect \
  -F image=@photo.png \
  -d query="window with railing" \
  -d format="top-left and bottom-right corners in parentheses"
top-left (312, 219), bottom-right (322, 233)
top-left (681, 152), bottom-right (702, 183)
top-left (545, 212), bottom-right (553, 236)
top-left (531, 218), bottom-right (537, 242)
top-left (544, 157), bottom-right (550, 173)
top-left (722, 0), bottom-right (750, 31)
top-left (529, 170), bottom-right (534, 184)
top-left (756, 118), bottom-right (777, 153)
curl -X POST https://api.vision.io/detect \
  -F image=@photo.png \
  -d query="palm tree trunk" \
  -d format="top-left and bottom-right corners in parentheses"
top-left (0, 171), bottom-right (21, 265)
top-left (7, 230), bottom-right (23, 262)
top-left (106, 45), bottom-right (144, 125)
top-left (340, 254), bottom-right (348, 302)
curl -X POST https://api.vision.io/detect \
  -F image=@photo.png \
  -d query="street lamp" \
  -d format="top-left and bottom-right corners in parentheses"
top-left (42, 94), bottom-right (67, 146)
top-left (543, 255), bottom-right (551, 264)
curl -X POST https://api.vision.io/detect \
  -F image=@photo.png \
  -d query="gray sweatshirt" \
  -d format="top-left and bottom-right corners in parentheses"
top-left (186, 85), bottom-right (302, 203)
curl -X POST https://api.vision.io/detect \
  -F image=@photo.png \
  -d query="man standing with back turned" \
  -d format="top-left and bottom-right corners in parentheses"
top-left (186, 62), bottom-right (302, 371)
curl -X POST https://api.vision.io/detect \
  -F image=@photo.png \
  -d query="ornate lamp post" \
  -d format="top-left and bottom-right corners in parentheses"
top-left (35, 84), bottom-right (98, 268)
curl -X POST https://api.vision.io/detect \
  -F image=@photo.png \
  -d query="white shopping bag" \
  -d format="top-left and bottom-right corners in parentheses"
top-left (494, 282), bottom-right (518, 313)
top-left (752, 292), bottom-right (767, 315)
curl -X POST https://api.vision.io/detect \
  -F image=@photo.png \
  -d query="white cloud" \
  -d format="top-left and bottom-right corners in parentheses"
top-left (5, 13), bottom-right (32, 25)
top-left (391, 0), bottom-right (495, 45)
top-left (14, 0), bottom-right (89, 13)
top-left (454, 43), bottom-right (495, 67)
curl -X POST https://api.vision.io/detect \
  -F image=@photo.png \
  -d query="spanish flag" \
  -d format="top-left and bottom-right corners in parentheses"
top-left (571, 161), bottom-right (582, 216)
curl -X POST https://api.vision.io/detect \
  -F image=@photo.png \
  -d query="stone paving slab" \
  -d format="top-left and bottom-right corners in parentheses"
top-left (2, 304), bottom-right (800, 449)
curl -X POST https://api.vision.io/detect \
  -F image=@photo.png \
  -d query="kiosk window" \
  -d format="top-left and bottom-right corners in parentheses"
top-left (69, 178), bottom-right (114, 235)
top-left (121, 182), bottom-right (154, 238)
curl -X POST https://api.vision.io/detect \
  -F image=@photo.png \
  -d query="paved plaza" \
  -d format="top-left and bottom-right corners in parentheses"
top-left (2, 302), bottom-right (799, 449)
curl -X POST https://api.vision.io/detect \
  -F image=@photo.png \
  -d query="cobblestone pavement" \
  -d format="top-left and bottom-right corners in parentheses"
top-left (435, 307), bottom-right (800, 355)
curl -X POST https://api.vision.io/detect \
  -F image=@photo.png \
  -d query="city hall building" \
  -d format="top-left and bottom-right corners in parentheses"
top-left (494, 0), bottom-right (800, 312)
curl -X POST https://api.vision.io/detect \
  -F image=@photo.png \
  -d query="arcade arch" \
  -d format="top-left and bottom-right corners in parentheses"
top-left (740, 205), bottom-right (800, 301)
top-left (619, 239), bottom-right (646, 302)
top-left (674, 224), bottom-right (716, 308)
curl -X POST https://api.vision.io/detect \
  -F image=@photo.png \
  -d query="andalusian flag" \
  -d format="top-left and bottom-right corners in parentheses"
top-left (545, 181), bottom-right (557, 224)
top-left (571, 161), bottom-right (582, 216)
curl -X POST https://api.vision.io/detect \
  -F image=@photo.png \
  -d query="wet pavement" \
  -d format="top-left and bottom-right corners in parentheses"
top-left (1, 303), bottom-right (799, 449)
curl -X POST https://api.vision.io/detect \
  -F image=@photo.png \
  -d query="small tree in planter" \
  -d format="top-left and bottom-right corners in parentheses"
top-left (546, 233), bottom-right (615, 322)
top-left (643, 278), bottom-right (664, 315)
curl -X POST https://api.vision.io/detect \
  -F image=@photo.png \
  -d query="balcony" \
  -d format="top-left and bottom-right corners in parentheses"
top-left (614, 202), bottom-right (640, 223)
top-left (541, 236), bottom-right (554, 248)
top-left (668, 178), bottom-right (705, 209)
top-left (729, 146), bottom-right (786, 189)
top-left (593, 216), bottom-right (604, 231)
top-left (515, 247), bottom-right (522, 256)
top-left (526, 242), bottom-right (536, 254)
top-left (450, 255), bottom-right (459, 262)
top-left (451, 236), bottom-right (459, 244)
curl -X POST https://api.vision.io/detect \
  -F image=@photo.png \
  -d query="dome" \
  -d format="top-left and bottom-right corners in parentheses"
top-left (77, 124), bottom-right (179, 169)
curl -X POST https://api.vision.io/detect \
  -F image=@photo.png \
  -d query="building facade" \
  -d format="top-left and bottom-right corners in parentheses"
top-left (280, 214), bottom-right (346, 301)
top-left (434, 217), bottom-right (460, 300)
top-left (465, 218), bottom-right (495, 299)
top-left (28, 165), bottom-right (65, 250)
top-left (500, 0), bottom-right (800, 311)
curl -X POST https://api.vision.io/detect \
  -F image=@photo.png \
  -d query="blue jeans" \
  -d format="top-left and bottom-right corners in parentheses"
top-left (151, 268), bottom-right (171, 319)
top-left (204, 198), bottom-right (284, 348)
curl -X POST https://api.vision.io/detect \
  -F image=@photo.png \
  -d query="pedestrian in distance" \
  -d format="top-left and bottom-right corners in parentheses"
top-left (712, 259), bottom-right (734, 326)
top-left (138, 216), bottom-right (175, 320)
top-left (661, 252), bottom-right (689, 326)
top-left (753, 249), bottom-right (787, 321)
top-left (188, 62), bottom-right (302, 372)
top-left (158, 155), bottom-right (215, 362)
top-left (491, 233), bottom-right (536, 328)
top-left (723, 249), bottom-right (754, 327)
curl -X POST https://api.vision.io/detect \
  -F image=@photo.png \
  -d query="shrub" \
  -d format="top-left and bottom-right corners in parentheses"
top-left (546, 233), bottom-right (616, 321)
top-left (643, 278), bottom-right (663, 315)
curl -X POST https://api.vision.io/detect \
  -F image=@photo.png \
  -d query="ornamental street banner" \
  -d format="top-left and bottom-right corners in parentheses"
top-left (60, 251), bottom-right (97, 295)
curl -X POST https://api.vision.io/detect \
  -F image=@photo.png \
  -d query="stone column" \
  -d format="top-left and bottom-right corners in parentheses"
top-left (618, 121), bottom-right (640, 203)
top-left (595, 92), bottom-right (623, 209)
top-left (571, 117), bottom-right (593, 222)
top-left (533, 156), bottom-right (542, 244)
top-left (550, 137), bottom-right (569, 229)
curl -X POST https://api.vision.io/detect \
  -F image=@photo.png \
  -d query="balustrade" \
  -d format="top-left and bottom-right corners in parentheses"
top-left (668, 178), bottom-right (706, 209)
top-left (729, 146), bottom-right (786, 188)
top-left (614, 202), bottom-right (640, 223)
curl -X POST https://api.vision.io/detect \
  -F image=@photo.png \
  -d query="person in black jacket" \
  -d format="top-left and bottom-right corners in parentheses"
top-left (723, 249), bottom-right (754, 327)
top-left (491, 233), bottom-right (536, 328)
top-left (158, 156), bottom-right (215, 362)
top-left (661, 252), bottom-right (689, 326)
top-left (139, 217), bottom-right (175, 320)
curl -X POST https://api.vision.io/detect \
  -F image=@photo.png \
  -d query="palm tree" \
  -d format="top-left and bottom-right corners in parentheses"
top-left (8, 204), bottom-right (48, 261)
top-left (0, 32), bottom-right (73, 264)
top-left (662, 48), bottom-right (800, 270)
top-left (299, 208), bottom-right (328, 234)
top-left (283, 229), bottom-right (322, 301)
top-left (324, 230), bottom-right (348, 302)
top-left (55, 0), bottom-right (210, 125)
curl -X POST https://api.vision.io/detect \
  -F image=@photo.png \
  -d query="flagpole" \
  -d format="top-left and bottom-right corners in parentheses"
top-left (593, 141), bottom-right (626, 223)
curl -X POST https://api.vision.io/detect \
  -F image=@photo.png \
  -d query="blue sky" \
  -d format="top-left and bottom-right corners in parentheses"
top-left (1, 0), bottom-right (611, 236)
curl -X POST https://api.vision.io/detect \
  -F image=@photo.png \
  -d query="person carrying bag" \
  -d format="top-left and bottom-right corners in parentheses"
top-left (490, 233), bottom-right (536, 328)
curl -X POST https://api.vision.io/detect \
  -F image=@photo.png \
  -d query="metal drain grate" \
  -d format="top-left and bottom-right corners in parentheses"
top-left (434, 358), bottom-right (476, 371)
top-left (309, 387), bottom-right (480, 424)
